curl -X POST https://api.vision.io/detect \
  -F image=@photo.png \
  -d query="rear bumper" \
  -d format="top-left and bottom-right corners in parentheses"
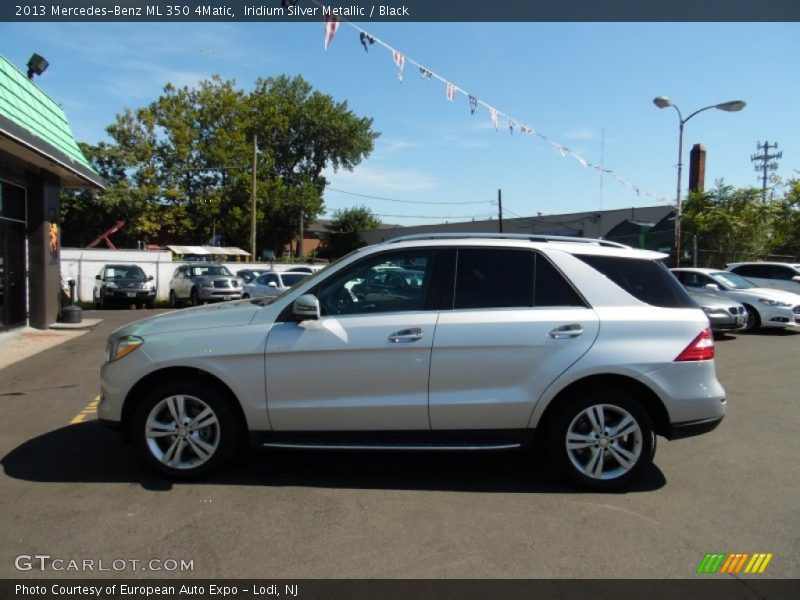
top-left (666, 415), bottom-right (724, 440)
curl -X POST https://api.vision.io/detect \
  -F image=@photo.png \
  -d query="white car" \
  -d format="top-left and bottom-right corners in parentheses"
top-left (726, 262), bottom-right (800, 294)
top-left (99, 234), bottom-right (726, 491)
top-left (242, 271), bottom-right (309, 299)
top-left (672, 268), bottom-right (800, 330)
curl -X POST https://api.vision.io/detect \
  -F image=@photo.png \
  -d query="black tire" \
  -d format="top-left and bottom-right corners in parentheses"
top-left (242, 293), bottom-right (250, 299)
top-left (98, 294), bottom-right (106, 310)
top-left (190, 287), bottom-right (201, 306)
top-left (146, 298), bottom-right (156, 309)
top-left (545, 388), bottom-right (655, 491)
top-left (169, 290), bottom-right (179, 309)
top-left (741, 304), bottom-right (761, 332)
top-left (131, 380), bottom-right (242, 480)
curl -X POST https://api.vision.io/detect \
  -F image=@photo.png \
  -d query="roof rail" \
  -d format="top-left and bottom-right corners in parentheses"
top-left (383, 232), bottom-right (631, 249)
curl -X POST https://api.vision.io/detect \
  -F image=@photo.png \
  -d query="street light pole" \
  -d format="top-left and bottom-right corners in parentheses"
top-left (250, 134), bottom-right (257, 263)
top-left (653, 97), bottom-right (746, 267)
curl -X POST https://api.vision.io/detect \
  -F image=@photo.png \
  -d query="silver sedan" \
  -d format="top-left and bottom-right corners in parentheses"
top-left (242, 271), bottom-right (309, 299)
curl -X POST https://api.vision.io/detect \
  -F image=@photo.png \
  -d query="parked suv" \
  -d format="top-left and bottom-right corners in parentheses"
top-left (93, 264), bottom-right (155, 309)
top-left (168, 263), bottom-right (242, 307)
top-left (726, 262), bottom-right (800, 294)
top-left (100, 234), bottom-right (726, 490)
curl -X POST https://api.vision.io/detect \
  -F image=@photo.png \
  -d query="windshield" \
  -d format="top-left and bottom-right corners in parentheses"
top-left (106, 266), bottom-right (146, 280)
top-left (710, 271), bottom-right (756, 290)
top-left (249, 252), bottom-right (358, 307)
top-left (191, 265), bottom-right (232, 277)
top-left (281, 273), bottom-right (309, 286)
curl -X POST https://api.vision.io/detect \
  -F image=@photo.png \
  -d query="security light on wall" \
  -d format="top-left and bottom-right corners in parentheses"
top-left (26, 53), bottom-right (49, 79)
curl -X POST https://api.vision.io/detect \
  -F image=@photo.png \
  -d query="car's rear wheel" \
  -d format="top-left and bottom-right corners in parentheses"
top-left (546, 389), bottom-right (655, 491)
top-left (169, 290), bottom-right (179, 309)
top-left (741, 304), bottom-right (760, 332)
top-left (132, 382), bottom-right (240, 479)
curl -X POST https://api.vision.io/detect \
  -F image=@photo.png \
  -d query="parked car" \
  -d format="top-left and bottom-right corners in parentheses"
top-left (685, 290), bottom-right (746, 333)
top-left (672, 268), bottom-right (800, 331)
top-left (236, 269), bottom-right (270, 284)
top-left (93, 264), bottom-right (156, 309)
top-left (168, 263), bottom-right (242, 307)
top-left (242, 271), bottom-right (309, 299)
top-left (100, 233), bottom-right (726, 491)
top-left (726, 262), bottom-right (800, 294)
top-left (287, 266), bottom-right (315, 274)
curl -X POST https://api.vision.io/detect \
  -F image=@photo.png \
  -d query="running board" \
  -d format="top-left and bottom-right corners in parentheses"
top-left (262, 442), bottom-right (522, 452)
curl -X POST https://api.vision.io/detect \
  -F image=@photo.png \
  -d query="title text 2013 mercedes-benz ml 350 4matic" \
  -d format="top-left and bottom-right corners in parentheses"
top-left (99, 234), bottom-right (726, 490)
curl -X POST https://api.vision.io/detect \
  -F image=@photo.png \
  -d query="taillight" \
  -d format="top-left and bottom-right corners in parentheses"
top-left (674, 328), bottom-right (715, 361)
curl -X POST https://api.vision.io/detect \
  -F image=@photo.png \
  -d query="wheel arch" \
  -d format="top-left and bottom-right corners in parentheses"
top-left (121, 366), bottom-right (247, 442)
top-left (534, 374), bottom-right (671, 440)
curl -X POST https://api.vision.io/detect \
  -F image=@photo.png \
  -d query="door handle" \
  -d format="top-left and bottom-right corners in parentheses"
top-left (388, 328), bottom-right (423, 343)
top-left (548, 323), bottom-right (584, 339)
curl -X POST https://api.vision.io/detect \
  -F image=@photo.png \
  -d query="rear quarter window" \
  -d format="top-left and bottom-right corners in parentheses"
top-left (575, 255), bottom-right (695, 308)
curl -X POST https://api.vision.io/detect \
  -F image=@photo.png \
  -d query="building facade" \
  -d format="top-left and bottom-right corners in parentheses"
top-left (0, 54), bottom-right (103, 331)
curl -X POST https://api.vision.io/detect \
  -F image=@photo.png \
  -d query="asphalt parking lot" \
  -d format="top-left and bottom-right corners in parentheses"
top-left (0, 308), bottom-right (798, 579)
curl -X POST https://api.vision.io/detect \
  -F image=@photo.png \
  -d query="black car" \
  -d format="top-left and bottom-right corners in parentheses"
top-left (94, 264), bottom-right (156, 309)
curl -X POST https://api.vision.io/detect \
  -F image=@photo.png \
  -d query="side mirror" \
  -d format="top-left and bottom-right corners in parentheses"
top-left (704, 283), bottom-right (720, 291)
top-left (148, 275), bottom-right (154, 281)
top-left (267, 281), bottom-right (277, 288)
top-left (95, 274), bottom-right (102, 280)
top-left (293, 294), bottom-right (320, 321)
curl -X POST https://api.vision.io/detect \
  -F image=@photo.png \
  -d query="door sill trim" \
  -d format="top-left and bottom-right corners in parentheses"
top-left (262, 442), bottom-right (522, 452)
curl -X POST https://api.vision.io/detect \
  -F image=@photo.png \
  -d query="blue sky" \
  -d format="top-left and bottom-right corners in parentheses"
top-left (2, 21), bottom-right (799, 225)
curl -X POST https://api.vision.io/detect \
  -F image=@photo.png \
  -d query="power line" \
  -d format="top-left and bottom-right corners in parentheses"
top-left (326, 186), bottom-right (492, 205)
top-left (370, 213), bottom-right (496, 220)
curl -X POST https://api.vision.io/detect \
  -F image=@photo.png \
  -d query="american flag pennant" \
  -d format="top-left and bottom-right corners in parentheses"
top-left (446, 82), bottom-right (456, 101)
top-left (419, 67), bottom-right (432, 80)
top-left (392, 51), bottom-right (405, 82)
top-left (469, 95), bottom-right (478, 115)
top-left (507, 118), bottom-right (515, 135)
top-left (555, 143), bottom-right (567, 158)
top-left (323, 14), bottom-right (339, 50)
top-left (572, 153), bottom-right (588, 169)
top-left (488, 106), bottom-right (498, 130)
top-left (359, 32), bottom-right (375, 53)
top-left (520, 124), bottom-right (534, 134)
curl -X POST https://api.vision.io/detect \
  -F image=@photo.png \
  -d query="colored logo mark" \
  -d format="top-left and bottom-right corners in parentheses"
top-left (696, 553), bottom-right (773, 574)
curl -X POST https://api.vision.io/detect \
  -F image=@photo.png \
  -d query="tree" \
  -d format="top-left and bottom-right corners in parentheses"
top-left (329, 205), bottom-right (382, 233)
top-left (682, 180), bottom-right (790, 267)
top-left (61, 75), bottom-right (379, 253)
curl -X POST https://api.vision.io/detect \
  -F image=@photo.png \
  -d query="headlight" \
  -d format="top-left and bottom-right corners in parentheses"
top-left (758, 298), bottom-right (791, 307)
top-left (106, 335), bottom-right (144, 362)
top-left (105, 281), bottom-right (119, 289)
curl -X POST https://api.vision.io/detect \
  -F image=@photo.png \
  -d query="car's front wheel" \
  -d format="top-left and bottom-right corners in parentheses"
top-left (132, 382), bottom-right (241, 479)
top-left (546, 389), bottom-right (655, 491)
top-left (741, 304), bottom-right (760, 332)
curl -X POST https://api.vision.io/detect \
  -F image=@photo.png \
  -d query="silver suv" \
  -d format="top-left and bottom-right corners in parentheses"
top-left (168, 263), bottom-right (243, 307)
top-left (100, 234), bottom-right (726, 490)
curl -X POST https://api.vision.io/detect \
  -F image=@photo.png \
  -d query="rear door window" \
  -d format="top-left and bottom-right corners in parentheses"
top-left (454, 249), bottom-right (533, 309)
top-left (576, 255), bottom-right (695, 308)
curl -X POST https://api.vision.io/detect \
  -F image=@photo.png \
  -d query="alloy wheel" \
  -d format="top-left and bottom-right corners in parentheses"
top-left (565, 403), bottom-right (643, 480)
top-left (144, 395), bottom-right (220, 470)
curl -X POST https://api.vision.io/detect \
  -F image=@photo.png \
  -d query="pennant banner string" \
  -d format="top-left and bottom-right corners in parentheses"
top-left (316, 3), bottom-right (671, 205)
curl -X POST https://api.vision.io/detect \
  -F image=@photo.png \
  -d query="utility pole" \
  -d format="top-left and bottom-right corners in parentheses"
top-left (751, 141), bottom-right (782, 202)
top-left (497, 189), bottom-right (503, 233)
top-left (250, 135), bottom-right (257, 262)
top-left (298, 210), bottom-right (304, 259)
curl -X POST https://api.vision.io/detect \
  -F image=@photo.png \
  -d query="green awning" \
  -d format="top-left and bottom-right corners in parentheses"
top-left (0, 53), bottom-right (103, 188)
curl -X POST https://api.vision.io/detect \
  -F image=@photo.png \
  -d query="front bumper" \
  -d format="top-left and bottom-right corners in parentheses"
top-left (706, 312), bottom-right (746, 331)
top-left (103, 289), bottom-right (156, 302)
top-left (197, 287), bottom-right (243, 301)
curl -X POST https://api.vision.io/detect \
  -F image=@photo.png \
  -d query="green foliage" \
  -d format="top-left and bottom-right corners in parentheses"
top-left (682, 180), bottom-right (798, 266)
top-left (329, 205), bottom-right (382, 233)
top-left (61, 75), bottom-right (378, 252)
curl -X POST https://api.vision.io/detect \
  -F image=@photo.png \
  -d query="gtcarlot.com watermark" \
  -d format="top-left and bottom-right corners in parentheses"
top-left (14, 554), bottom-right (194, 572)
